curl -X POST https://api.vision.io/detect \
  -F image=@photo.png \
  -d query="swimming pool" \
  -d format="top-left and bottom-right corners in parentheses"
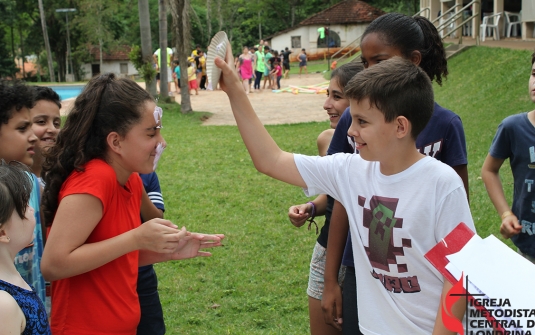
top-left (49, 85), bottom-right (85, 101)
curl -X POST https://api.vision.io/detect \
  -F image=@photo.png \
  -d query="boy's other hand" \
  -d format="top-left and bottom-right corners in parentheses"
top-left (321, 280), bottom-right (343, 331)
top-left (288, 203), bottom-right (312, 227)
top-left (500, 214), bottom-right (522, 239)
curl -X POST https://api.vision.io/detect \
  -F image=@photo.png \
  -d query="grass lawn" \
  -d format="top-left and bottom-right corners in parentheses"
top-left (155, 45), bottom-right (534, 334)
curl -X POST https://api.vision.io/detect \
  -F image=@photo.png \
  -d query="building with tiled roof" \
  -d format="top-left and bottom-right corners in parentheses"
top-left (267, 0), bottom-right (384, 61)
top-left (81, 45), bottom-right (139, 80)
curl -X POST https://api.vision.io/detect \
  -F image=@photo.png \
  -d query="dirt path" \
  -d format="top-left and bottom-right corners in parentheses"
top-left (174, 73), bottom-right (330, 126)
top-left (60, 73), bottom-right (332, 126)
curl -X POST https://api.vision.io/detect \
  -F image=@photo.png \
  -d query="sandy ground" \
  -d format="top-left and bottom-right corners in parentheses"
top-left (174, 73), bottom-right (331, 125)
top-left (60, 73), bottom-right (332, 126)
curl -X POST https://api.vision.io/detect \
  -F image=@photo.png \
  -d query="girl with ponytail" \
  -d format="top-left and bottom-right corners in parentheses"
top-left (41, 73), bottom-right (223, 335)
top-left (322, 13), bottom-right (468, 334)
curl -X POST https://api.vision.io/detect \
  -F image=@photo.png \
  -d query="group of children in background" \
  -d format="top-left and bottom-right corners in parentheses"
top-left (154, 44), bottom-right (208, 96)
top-left (1, 11), bottom-right (535, 335)
top-left (236, 42), bottom-right (284, 93)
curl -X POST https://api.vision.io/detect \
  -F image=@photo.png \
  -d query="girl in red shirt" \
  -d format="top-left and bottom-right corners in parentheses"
top-left (40, 73), bottom-right (224, 335)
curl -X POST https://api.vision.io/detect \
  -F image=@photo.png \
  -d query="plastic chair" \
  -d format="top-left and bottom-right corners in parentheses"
top-left (504, 11), bottom-right (521, 37)
top-left (480, 13), bottom-right (501, 42)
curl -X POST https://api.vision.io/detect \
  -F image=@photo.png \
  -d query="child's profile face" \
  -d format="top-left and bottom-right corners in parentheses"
top-left (529, 62), bottom-right (535, 103)
top-left (0, 108), bottom-right (37, 166)
top-left (348, 98), bottom-right (396, 162)
top-left (324, 78), bottom-right (349, 129)
top-left (2, 206), bottom-right (36, 251)
top-left (114, 101), bottom-right (165, 175)
top-left (30, 99), bottom-right (61, 153)
top-left (360, 33), bottom-right (404, 69)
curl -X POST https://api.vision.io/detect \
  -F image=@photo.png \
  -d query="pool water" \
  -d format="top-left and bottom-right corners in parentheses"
top-left (49, 85), bottom-right (85, 101)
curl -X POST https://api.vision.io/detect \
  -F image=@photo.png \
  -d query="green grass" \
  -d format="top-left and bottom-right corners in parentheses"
top-left (154, 45), bottom-right (534, 334)
top-left (434, 46), bottom-right (533, 243)
top-left (156, 107), bottom-right (326, 334)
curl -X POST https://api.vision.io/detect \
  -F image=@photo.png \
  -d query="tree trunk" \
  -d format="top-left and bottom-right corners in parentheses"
top-left (19, 25), bottom-right (24, 78)
top-left (217, 0), bottom-right (222, 31)
top-left (38, 0), bottom-right (55, 82)
top-left (159, 0), bottom-right (169, 98)
top-left (138, 0), bottom-right (157, 96)
top-left (206, 0), bottom-right (211, 38)
top-left (169, 0), bottom-right (192, 113)
top-left (99, 39), bottom-right (103, 72)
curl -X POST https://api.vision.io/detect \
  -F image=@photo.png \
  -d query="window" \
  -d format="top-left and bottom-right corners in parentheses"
top-left (120, 63), bottom-right (128, 74)
top-left (291, 36), bottom-right (301, 49)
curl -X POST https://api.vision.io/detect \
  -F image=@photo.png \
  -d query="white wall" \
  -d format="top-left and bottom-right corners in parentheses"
top-left (82, 60), bottom-right (138, 80)
top-left (270, 23), bottom-right (369, 59)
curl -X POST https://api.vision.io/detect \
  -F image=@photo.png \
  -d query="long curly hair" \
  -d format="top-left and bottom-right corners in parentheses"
top-left (41, 73), bottom-right (153, 226)
top-left (363, 13), bottom-right (448, 86)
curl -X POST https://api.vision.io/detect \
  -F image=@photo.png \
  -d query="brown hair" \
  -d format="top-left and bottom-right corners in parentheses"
top-left (344, 57), bottom-right (434, 139)
top-left (0, 160), bottom-right (33, 226)
top-left (331, 62), bottom-right (365, 92)
top-left (42, 73), bottom-right (153, 226)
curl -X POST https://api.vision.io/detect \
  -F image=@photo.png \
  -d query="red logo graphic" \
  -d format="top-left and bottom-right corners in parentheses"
top-left (441, 273), bottom-right (466, 335)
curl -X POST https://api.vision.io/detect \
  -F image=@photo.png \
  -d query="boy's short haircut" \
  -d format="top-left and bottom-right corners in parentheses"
top-left (532, 49), bottom-right (535, 65)
top-left (0, 160), bottom-right (32, 225)
top-left (33, 86), bottom-right (61, 109)
top-left (344, 57), bottom-right (434, 139)
top-left (0, 80), bottom-right (35, 125)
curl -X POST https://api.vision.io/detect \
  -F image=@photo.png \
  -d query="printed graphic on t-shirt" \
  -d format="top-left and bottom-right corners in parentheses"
top-left (359, 195), bottom-right (421, 294)
top-left (419, 140), bottom-right (443, 158)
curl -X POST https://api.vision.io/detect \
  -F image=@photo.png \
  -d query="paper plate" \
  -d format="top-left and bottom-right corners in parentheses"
top-left (206, 31), bottom-right (229, 91)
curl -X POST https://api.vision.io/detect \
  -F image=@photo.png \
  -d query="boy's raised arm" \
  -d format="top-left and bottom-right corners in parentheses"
top-left (215, 45), bottom-right (306, 188)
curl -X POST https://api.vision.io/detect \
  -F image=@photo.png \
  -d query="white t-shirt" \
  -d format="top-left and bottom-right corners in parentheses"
top-left (294, 153), bottom-right (475, 335)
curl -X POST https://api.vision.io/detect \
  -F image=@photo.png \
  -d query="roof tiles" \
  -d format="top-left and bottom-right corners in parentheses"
top-left (299, 0), bottom-right (384, 26)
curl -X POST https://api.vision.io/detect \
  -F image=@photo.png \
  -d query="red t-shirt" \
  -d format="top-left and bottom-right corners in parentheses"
top-left (51, 159), bottom-right (143, 335)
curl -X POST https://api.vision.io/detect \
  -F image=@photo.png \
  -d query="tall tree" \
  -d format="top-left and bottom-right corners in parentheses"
top-left (138, 0), bottom-right (157, 96)
top-left (76, 0), bottom-right (118, 72)
top-left (38, 0), bottom-right (55, 82)
top-left (169, 0), bottom-right (192, 113)
top-left (158, 0), bottom-right (169, 97)
top-left (206, 0), bottom-right (211, 37)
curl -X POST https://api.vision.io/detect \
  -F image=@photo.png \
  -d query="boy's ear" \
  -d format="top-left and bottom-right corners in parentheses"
top-left (106, 132), bottom-right (123, 155)
top-left (395, 116), bottom-right (411, 139)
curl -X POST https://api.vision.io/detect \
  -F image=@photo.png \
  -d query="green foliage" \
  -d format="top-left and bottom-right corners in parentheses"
top-left (128, 44), bottom-right (156, 84)
top-left (367, 0), bottom-right (420, 15)
top-left (433, 46), bottom-right (533, 244)
top-left (0, 27), bottom-right (17, 78)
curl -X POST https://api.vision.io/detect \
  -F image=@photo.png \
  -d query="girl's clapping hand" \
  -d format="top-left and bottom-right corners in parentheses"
top-left (134, 219), bottom-right (187, 253)
top-left (170, 232), bottom-right (225, 260)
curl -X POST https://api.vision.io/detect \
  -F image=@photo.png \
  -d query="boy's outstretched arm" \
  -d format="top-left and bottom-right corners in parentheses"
top-left (215, 46), bottom-right (306, 188)
top-left (481, 154), bottom-right (522, 238)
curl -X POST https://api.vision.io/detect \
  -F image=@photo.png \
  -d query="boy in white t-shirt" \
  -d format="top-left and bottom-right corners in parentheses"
top-left (215, 51), bottom-right (474, 334)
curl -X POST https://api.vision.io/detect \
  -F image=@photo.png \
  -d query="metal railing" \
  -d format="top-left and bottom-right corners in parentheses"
top-left (328, 33), bottom-right (364, 65)
top-left (435, 0), bottom-right (481, 46)
top-left (329, 0), bottom-right (480, 66)
top-left (415, 7), bottom-right (431, 20)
